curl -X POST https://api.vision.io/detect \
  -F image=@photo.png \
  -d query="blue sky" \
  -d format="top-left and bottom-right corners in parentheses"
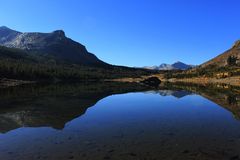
top-left (0, 0), bottom-right (240, 67)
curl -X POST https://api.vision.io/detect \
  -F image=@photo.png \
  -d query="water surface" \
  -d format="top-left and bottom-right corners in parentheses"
top-left (0, 83), bottom-right (240, 160)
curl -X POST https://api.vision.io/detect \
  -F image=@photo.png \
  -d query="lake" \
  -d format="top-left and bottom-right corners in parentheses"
top-left (0, 82), bottom-right (240, 160)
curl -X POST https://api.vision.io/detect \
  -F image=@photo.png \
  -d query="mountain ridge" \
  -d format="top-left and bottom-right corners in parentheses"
top-left (0, 26), bottom-right (108, 67)
top-left (200, 40), bottom-right (240, 68)
top-left (144, 61), bottom-right (195, 70)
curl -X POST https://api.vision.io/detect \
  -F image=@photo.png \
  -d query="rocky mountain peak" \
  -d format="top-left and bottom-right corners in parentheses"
top-left (52, 30), bottom-right (65, 37)
top-left (232, 40), bottom-right (240, 49)
top-left (0, 26), bottom-right (21, 44)
top-left (172, 61), bottom-right (185, 65)
top-left (0, 26), bottom-right (20, 33)
top-left (0, 26), bottom-right (10, 30)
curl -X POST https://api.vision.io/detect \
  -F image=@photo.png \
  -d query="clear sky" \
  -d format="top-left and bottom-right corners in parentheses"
top-left (0, 0), bottom-right (240, 67)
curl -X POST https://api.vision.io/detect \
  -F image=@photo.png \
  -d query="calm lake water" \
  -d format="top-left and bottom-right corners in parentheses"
top-left (0, 82), bottom-right (240, 160)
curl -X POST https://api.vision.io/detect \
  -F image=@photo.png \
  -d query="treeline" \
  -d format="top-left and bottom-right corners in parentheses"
top-left (164, 64), bottom-right (240, 79)
top-left (164, 55), bottom-right (240, 79)
top-left (0, 46), bottom-right (156, 81)
top-left (0, 59), bottom-right (156, 81)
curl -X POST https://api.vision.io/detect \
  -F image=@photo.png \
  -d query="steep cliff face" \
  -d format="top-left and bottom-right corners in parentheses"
top-left (0, 26), bottom-right (108, 66)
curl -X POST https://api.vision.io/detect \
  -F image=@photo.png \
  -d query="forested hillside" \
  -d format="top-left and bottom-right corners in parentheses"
top-left (0, 46), bottom-right (156, 81)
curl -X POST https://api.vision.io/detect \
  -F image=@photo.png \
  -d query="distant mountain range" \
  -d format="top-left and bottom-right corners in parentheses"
top-left (144, 61), bottom-right (195, 70)
top-left (0, 26), bottom-right (108, 66)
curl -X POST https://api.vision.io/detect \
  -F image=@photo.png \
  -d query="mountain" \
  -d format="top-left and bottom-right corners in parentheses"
top-left (144, 61), bottom-right (194, 70)
top-left (146, 90), bottom-right (192, 98)
top-left (144, 64), bottom-right (174, 70)
top-left (172, 61), bottom-right (195, 70)
top-left (0, 82), bottom-right (149, 133)
top-left (0, 26), bottom-right (108, 66)
top-left (201, 40), bottom-right (240, 68)
top-left (164, 40), bottom-right (240, 83)
top-left (0, 26), bottom-right (21, 44)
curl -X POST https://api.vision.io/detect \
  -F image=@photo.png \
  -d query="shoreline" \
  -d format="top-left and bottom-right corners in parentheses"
top-left (167, 76), bottom-right (240, 87)
top-left (1, 74), bottom-right (240, 88)
top-left (111, 74), bottom-right (240, 87)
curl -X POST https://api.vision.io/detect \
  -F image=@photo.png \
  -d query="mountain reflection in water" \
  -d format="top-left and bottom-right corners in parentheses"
top-left (0, 82), bottom-right (239, 133)
top-left (0, 82), bottom-right (240, 160)
top-left (0, 82), bottom-right (149, 133)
